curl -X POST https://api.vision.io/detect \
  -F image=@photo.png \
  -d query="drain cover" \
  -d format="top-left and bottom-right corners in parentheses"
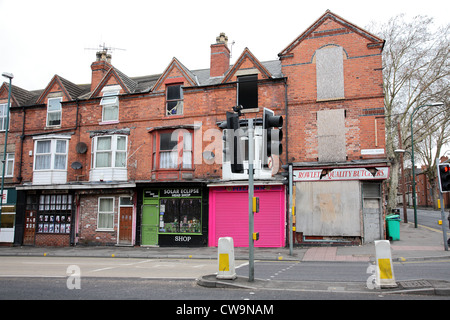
top-left (398, 280), bottom-right (432, 288)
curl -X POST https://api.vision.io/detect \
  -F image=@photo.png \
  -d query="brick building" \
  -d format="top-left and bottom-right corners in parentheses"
top-left (0, 11), bottom-right (389, 247)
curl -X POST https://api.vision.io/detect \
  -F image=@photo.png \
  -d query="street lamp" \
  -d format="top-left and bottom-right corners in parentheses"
top-left (394, 149), bottom-right (411, 224)
top-left (0, 72), bottom-right (13, 229)
top-left (410, 102), bottom-right (444, 228)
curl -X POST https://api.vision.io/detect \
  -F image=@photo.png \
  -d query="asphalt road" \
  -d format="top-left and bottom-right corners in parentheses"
top-left (0, 256), bottom-right (449, 300)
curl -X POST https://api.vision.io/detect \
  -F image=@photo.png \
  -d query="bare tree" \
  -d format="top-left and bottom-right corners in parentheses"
top-left (367, 14), bottom-right (450, 212)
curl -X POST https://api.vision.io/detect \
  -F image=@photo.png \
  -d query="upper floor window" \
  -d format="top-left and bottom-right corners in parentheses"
top-left (92, 135), bottom-right (127, 169)
top-left (0, 103), bottom-right (10, 131)
top-left (153, 130), bottom-right (192, 169)
top-left (166, 84), bottom-right (183, 116)
top-left (34, 139), bottom-right (68, 171)
top-left (0, 153), bottom-right (14, 177)
top-left (237, 75), bottom-right (258, 109)
top-left (100, 89), bottom-right (120, 122)
top-left (47, 97), bottom-right (62, 127)
top-left (316, 45), bottom-right (345, 101)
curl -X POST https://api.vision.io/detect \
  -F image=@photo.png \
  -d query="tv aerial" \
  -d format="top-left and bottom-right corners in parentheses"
top-left (85, 42), bottom-right (126, 54)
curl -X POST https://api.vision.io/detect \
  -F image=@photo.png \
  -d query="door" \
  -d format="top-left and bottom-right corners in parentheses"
top-left (141, 204), bottom-right (159, 246)
top-left (23, 210), bottom-right (36, 245)
top-left (119, 207), bottom-right (133, 245)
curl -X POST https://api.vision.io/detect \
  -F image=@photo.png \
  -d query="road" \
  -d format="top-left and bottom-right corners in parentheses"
top-left (0, 256), bottom-right (449, 300)
top-left (402, 207), bottom-right (449, 231)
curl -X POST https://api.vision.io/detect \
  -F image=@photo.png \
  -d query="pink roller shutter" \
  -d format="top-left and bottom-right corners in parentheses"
top-left (209, 186), bottom-right (285, 247)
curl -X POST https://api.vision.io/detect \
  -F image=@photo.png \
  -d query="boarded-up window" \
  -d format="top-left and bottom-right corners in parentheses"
top-left (316, 45), bottom-right (344, 101)
top-left (317, 109), bottom-right (346, 162)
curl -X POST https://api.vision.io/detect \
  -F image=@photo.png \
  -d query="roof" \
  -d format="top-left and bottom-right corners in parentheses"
top-left (4, 57), bottom-right (283, 107)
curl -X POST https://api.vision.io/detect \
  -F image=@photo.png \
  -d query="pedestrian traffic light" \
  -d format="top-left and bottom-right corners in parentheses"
top-left (438, 163), bottom-right (450, 193)
top-left (262, 108), bottom-right (283, 167)
top-left (224, 111), bottom-right (244, 173)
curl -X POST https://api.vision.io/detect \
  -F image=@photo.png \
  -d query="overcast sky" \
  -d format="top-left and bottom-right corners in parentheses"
top-left (1, 0), bottom-right (449, 91)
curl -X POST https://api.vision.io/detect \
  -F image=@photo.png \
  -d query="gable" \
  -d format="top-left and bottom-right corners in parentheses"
top-left (222, 48), bottom-right (272, 83)
top-left (90, 67), bottom-right (137, 98)
top-left (36, 75), bottom-right (73, 104)
top-left (152, 58), bottom-right (197, 92)
top-left (279, 10), bottom-right (384, 57)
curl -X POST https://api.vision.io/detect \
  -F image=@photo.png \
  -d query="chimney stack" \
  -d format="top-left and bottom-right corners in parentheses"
top-left (90, 51), bottom-right (112, 91)
top-left (210, 33), bottom-right (230, 78)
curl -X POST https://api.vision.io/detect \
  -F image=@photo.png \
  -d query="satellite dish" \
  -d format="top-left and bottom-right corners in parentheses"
top-left (71, 162), bottom-right (83, 170)
top-left (76, 142), bottom-right (88, 154)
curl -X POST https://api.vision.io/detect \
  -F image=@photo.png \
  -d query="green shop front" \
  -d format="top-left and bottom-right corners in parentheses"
top-left (139, 184), bottom-right (208, 247)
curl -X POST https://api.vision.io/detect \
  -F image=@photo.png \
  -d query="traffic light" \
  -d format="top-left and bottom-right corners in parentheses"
top-left (224, 111), bottom-right (244, 173)
top-left (438, 163), bottom-right (450, 193)
top-left (263, 108), bottom-right (283, 167)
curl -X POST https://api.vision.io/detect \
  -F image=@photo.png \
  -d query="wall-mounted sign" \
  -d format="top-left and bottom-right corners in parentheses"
top-left (161, 188), bottom-right (201, 198)
top-left (294, 167), bottom-right (389, 182)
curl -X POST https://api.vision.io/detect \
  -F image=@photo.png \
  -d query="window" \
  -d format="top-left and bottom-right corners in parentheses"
top-left (0, 153), bottom-right (14, 177)
top-left (166, 84), bottom-right (183, 116)
top-left (34, 139), bottom-right (68, 170)
top-left (237, 75), bottom-right (258, 109)
top-left (0, 103), bottom-right (9, 131)
top-left (98, 197), bottom-right (114, 230)
top-left (316, 45), bottom-right (345, 100)
top-left (154, 130), bottom-right (192, 169)
top-left (159, 198), bottom-right (201, 233)
top-left (36, 194), bottom-right (72, 234)
top-left (47, 97), bottom-right (62, 127)
top-left (100, 89), bottom-right (120, 122)
top-left (92, 135), bottom-right (127, 168)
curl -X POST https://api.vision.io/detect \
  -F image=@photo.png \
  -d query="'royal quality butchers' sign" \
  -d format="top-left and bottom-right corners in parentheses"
top-left (294, 167), bottom-right (389, 182)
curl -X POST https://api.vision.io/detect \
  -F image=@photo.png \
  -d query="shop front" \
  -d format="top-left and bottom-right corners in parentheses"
top-left (141, 185), bottom-right (207, 247)
top-left (208, 184), bottom-right (285, 248)
top-left (0, 188), bottom-right (17, 244)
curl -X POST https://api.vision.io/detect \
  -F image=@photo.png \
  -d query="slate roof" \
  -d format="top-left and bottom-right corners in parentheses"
top-left (5, 57), bottom-right (283, 107)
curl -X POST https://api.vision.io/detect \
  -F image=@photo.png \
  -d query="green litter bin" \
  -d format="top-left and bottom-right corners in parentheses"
top-left (386, 214), bottom-right (400, 241)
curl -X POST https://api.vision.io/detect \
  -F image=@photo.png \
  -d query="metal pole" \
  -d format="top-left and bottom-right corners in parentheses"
top-left (410, 103), bottom-right (444, 228)
top-left (0, 74), bottom-right (13, 227)
top-left (248, 118), bottom-right (254, 282)
top-left (288, 163), bottom-right (293, 256)
top-left (410, 107), bottom-right (419, 228)
top-left (439, 190), bottom-right (449, 251)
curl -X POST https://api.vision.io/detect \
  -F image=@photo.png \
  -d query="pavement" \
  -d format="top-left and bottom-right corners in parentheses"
top-left (1, 221), bottom-right (450, 296)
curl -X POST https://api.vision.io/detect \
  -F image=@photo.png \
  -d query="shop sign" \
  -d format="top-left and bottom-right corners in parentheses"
top-left (294, 167), bottom-right (389, 181)
top-left (162, 188), bottom-right (201, 197)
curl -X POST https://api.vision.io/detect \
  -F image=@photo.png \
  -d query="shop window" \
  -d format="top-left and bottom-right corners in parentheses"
top-left (153, 130), bottom-right (192, 170)
top-left (237, 75), bottom-right (258, 109)
top-left (36, 194), bottom-right (72, 234)
top-left (159, 198), bottom-right (201, 233)
top-left (166, 84), bottom-right (183, 116)
top-left (98, 197), bottom-right (114, 230)
top-left (47, 97), bottom-right (62, 127)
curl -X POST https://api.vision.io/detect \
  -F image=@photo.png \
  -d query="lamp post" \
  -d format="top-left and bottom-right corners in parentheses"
top-left (394, 149), bottom-right (411, 223)
top-left (0, 72), bottom-right (13, 229)
top-left (410, 102), bottom-right (444, 228)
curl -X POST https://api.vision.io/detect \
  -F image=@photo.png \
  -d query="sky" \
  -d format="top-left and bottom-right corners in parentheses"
top-left (0, 0), bottom-right (449, 91)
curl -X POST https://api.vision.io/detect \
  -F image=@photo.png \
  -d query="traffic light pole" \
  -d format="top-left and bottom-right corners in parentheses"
top-left (438, 190), bottom-right (448, 251)
top-left (248, 118), bottom-right (255, 282)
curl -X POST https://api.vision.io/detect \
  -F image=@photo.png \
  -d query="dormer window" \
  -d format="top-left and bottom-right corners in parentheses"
top-left (100, 88), bottom-right (120, 122)
top-left (166, 84), bottom-right (183, 116)
top-left (47, 97), bottom-right (62, 127)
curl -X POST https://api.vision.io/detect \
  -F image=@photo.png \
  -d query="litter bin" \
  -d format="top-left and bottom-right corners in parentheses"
top-left (386, 214), bottom-right (401, 241)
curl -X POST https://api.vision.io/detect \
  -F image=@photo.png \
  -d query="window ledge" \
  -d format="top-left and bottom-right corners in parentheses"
top-left (99, 120), bottom-right (119, 125)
